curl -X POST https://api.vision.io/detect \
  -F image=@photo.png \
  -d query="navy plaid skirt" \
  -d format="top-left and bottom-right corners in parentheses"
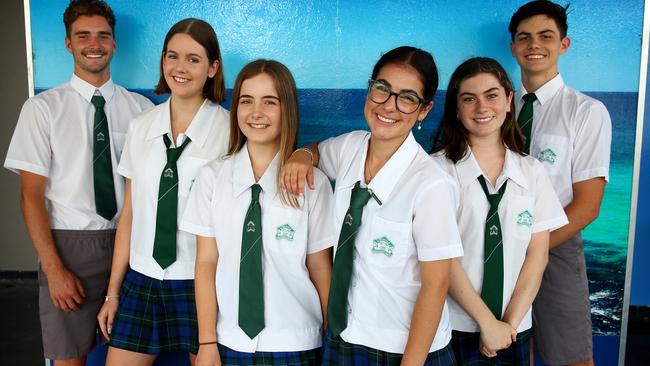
top-left (109, 268), bottom-right (199, 354)
top-left (322, 331), bottom-right (456, 366)
top-left (217, 343), bottom-right (321, 365)
top-left (450, 329), bottom-right (530, 366)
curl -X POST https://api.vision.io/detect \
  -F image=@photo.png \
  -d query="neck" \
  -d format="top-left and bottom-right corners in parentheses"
top-left (247, 142), bottom-right (280, 182)
top-left (169, 95), bottom-right (205, 141)
top-left (521, 69), bottom-right (558, 93)
top-left (75, 69), bottom-right (110, 88)
top-left (365, 136), bottom-right (404, 183)
top-left (469, 134), bottom-right (506, 187)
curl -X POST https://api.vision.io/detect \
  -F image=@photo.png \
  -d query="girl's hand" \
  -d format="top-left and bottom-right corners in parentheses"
top-left (97, 298), bottom-right (119, 340)
top-left (478, 318), bottom-right (517, 357)
top-left (196, 344), bottom-right (221, 366)
top-left (280, 149), bottom-right (315, 196)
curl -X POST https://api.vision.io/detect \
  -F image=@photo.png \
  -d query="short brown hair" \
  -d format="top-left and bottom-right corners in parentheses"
top-left (63, 0), bottom-right (115, 37)
top-left (228, 59), bottom-right (300, 208)
top-left (154, 18), bottom-right (226, 104)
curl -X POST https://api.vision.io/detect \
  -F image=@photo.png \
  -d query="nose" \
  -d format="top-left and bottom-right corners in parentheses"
top-left (252, 102), bottom-right (263, 119)
top-left (476, 98), bottom-right (488, 112)
top-left (383, 93), bottom-right (398, 112)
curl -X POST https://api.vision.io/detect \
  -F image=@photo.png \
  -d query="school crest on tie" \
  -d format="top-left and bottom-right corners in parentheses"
top-left (371, 236), bottom-right (395, 257)
top-left (96, 132), bottom-right (105, 142)
top-left (489, 225), bottom-right (499, 236)
top-left (344, 213), bottom-right (354, 226)
top-left (275, 224), bottom-right (296, 241)
top-left (538, 148), bottom-right (557, 164)
top-left (163, 167), bottom-right (174, 179)
top-left (516, 210), bottom-right (534, 227)
top-left (246, 220), bottom-right (256, 233)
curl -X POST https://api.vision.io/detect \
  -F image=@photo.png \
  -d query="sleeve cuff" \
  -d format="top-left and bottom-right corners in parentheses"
top-left (4, 159), bottom-right (49, 177)
top-left (532, 215), bottom-right (569, 233)
top-left (179, 221), bottom-right (214, 238)
top-left (306, 236), bottom-right (336, 255)
top-left (573, 168), bottom-right (609, 183)
top-left (417, 243), bottom-right (464, 262)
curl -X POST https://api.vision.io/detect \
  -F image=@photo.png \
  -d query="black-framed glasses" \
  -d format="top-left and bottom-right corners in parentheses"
top-left (367, 79), bottom-right (428, 114)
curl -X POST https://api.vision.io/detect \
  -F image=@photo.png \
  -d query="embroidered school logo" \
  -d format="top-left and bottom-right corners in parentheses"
top-left (538, 148), bottom-right (557, 164)
top-left (516, 210), bottom-right (534, 227)
top-left (489, 225), bottom-right (499, 236)
top-left (344, 213), bottom-right (354, 226)
top-left (163, 168), bottom-right (174, 179)
top-left (371, 236), bottom-right (395, 257)
top-left (96, 132), bottom-right (105, 142)
top-left (275, 224), bottom-right (296, 241)
top-left (246, 221), bottom-right (256, 233)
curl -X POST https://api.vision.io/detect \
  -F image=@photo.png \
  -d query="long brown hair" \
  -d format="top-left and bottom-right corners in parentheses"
top-left (228, 59), bottom-right (300, 208)
top-left (431, 57), bottom-right (524, 163)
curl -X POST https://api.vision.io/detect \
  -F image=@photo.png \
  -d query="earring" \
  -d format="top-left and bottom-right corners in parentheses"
top-left (417, 120), bottom-right (423, 130)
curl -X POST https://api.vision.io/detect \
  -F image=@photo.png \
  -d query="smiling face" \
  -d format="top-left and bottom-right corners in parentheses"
top-left (162, 33), bottom-right (218, 101)
top-left (237, 73), bottom-right (282, 150)
top-left (510, 14), bottom-right (569, 82)
top-left (457, 73), bottom-right (513, 144)
top-left (65, 15), bottom-right (115, 85)
top-left (364, 63), bottom-right (432, 145)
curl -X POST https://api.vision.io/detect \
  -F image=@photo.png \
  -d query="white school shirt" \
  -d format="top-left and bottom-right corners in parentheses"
top-left (516, 74), bottom-right (612, 207)
top-left (433, 149), bottom-right (568, 332)
top-left (4, 74), bottom-right (153, 229)
top-left (118, 99), bottom-right (229, 280)
top-left (318, 131), bottom-right (464, 353)
top-left (180, 145), bottom-right (336, 352)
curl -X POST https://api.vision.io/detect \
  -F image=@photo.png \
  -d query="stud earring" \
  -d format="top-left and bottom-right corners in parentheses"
top-left (417, 120), bottom-right (423, 130)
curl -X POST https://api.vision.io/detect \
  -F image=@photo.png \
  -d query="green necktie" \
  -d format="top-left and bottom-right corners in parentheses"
top-left (477, 175), bottom-right (508, 320)
top-left (327, 181), bottom-right (372, 336)
top-left (152, 134), bottom-right (191, 269)
top-left (91, 95), bottom-right (117, 221)
top-left (239, 183), bottom-right (264, 339)
top-left (518, 93), bottom-right (537, 154)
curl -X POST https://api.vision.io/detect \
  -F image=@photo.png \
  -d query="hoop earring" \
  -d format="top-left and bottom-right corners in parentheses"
top-left (417, 120), bottom-right (423, 130)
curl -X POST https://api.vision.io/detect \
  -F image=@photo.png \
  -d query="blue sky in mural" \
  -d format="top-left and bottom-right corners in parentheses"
top-left (31, 0), bottom-right (642, 91)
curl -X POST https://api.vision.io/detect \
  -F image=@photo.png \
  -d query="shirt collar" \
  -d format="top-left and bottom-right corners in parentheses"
top-left (517, 73), bottom-right (564, 106)
top-left (146, 98), bottom-right (211, 148)
top-left (232, 144), bottom-right (280, 199)
top-left (455, 148), bottom-right (529, 191)
top-left (338, 132), bottom-right (419, 205)
top-left (70, 73), bottom-right (115, 104)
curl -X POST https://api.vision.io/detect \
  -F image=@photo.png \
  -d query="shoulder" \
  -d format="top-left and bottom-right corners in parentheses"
top-left (323, 130), bottom-right (369, 149)
top-left (561, 86), bottom-right (611, 122)
top-left (410, 148), bottom-right (457, 191)
top-left (198, 155), bottom-right (233, 183)
top-left (204, 101), bottom-right (230, 117)
top-left (127, 103), bottom-right (166, 134)
top-left (429, 151), bottom-right (455, 175)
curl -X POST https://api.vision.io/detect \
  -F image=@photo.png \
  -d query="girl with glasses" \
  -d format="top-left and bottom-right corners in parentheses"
top-left (282, 46), bottom-right (462, 365)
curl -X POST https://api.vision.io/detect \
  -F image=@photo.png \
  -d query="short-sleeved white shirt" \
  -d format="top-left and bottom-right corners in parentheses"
top-left (180, 145), bottom-right (336, 352)
top-left (433, 149), bottom-right (568, 332)
top-left (118, 99), bottom-right (229, 280)
top-left (4, 74), bottom-right (153, 229)
top-left (318, 131), bottom-right (464, 353)
top-left (516, 74), bottom-right (612, 207)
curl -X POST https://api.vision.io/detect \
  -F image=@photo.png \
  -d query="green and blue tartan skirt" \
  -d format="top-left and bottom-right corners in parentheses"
top-left (450, 329), bottom-right (530, 366)
top-left (109, 268), bottom-right (199, 355)
top-left (322, 330), bottom-right (456, 365)
top-left (217, 343), bottom-right (321, 365)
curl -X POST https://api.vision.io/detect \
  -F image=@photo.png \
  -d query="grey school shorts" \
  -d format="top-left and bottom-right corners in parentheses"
top-left (532, 234), bottom-right (592, 365)
top-left (38, 229), bottom-right (114, 360)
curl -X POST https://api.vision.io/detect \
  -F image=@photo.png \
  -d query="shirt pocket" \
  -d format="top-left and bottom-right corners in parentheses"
top-left (263, 204), bottom-right (307, 256)
top-left (504, 194), bottom-right (535, 243)
top-left (178, 156), bottom-right (210, 197)
top-left (364, 216), bottom-right (413, 266)
top-left (532, 133), bottom-right (569, 177)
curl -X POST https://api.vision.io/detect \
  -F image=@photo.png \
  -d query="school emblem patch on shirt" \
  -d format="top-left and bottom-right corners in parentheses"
top-left (275, 224), bottom-right (296, 241)
top-left (538, 148), bottom-right (557, 164)
top-left (489, 225), bottom-right (499, 236)
top-left (371, 236), bottom-right (395, 257)
top-left (246, 220), bottom-right (256, 233)
top-left (517, 210), bottom-right (534, 227)
top-left (163, 167), bottom-right (174, 179)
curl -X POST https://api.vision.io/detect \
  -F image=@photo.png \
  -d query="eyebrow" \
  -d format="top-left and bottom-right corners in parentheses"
top-left (239, 94), bottom-right (280, 100)
top-left (73, 30), bottom-right (113, 36)
top-left (516, 29), bottom-right (557, 37)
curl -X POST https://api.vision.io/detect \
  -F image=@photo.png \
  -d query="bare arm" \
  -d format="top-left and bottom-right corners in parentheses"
top-left (400, 259), bottom-right (451, 366)
top-left (549, 178), bottom-right (605, 248)
top-left (306, 247), bottom-right (333, 331)
top-left (195, 235), bottom-right (221, 366)
top-left (447, 258), bottom-right (515, 357)
top-left (280, 142), bottom-right (320, 196)
top-left (98, 179), bottom-right (133, 339)
top-left (502, 230), bottom-right (549, 330)
top-left (20, 170), bottom-right (85, 312)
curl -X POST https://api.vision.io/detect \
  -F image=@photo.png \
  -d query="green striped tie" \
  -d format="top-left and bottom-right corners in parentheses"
top-left (91, 95), bottom-right (117, 221)
top-left (327, 181), bottom-right (372, 336)
top-left (239, 184), bottom-right (265, 338)
top-left (518, 93), bottom-right (537, 154)
top-left (477, 176), bottom-right (507, 319)
top-left (152, 134), bottom-right (191, 269)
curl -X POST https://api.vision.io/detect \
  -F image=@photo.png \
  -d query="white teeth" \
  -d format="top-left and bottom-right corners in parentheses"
top-left (377, 114), bottom-right (397, 123)
top-left (474, 116), bottom-right (493, 123)
top-left (85, 54), bottom-right (103, 58)
top-left (526, 54), bottom-right (545, 59)
top-left (173, 76), bottom-right (189, 83)
top-left (250, 123), bottom-right (268, 129)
